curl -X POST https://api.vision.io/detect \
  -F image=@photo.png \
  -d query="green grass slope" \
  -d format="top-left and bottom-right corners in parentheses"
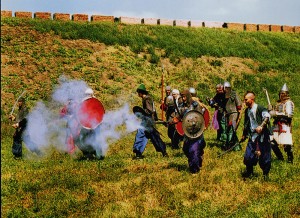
top-left (1, 18), bottom-right (300, 217)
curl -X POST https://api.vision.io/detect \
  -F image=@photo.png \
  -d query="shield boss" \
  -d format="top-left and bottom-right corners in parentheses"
top-left (182, 110), bottom-right (205, 139)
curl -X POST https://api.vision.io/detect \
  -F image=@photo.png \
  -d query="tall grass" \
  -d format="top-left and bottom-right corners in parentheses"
top-left (1, 18), bottom-right (300, 217)
top-left (4, 18), bottom-right (299, 72)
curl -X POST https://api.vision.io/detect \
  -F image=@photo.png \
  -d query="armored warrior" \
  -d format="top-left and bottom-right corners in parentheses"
top-left (165, 89), bottom-right (184, 149)
top-left (269, 84), bottom-right (295, 163)
top-left (189, 87), bottom-right (210, 129)
top-left (207, 83), bottom-right (226, 141)
top-left (222, 81), bottom-right (242, 151)
top-left (179, 89), bottom-right (206, 174)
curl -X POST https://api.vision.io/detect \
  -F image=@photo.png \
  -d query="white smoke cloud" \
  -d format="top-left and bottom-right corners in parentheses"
top-left (23, 76), bottom-right (142, 159)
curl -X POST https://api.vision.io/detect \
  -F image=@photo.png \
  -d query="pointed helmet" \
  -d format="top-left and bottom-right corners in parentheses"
top-left (223, 81), bottom-right (231, 88)
top-left (281, 83), bottom-right (288, 92)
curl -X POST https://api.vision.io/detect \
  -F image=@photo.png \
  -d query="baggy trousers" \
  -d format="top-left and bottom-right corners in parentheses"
top-left (133, 128), bottom-right (166, 155)
top-left (243, 140), bottom-right (271, 175)
top-left (183, 135), bottom-right (206, 173)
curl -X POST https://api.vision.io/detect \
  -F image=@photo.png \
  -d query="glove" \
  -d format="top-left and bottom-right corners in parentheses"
top-left (267, 104), bottom-right (273, 111)
top-left (269, 110), bottom-right (276, 117)
top-left (9, 114), bottom-right (16, 121)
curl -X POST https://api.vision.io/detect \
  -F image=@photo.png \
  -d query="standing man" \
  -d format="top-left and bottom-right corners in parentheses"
top-left (207, 83), bottom-right (226, 141)
top-left (269, 84), bottom-right (295, 163)
top-left (133, 84), bottom-right (168, 159)
top-left (179, 89), bottom-right (206, 174)
top-left (60, 98), bottom-right (79, 154)
top-left (223, 81), bottom-right (242, 151)
top-left (160, 86), bottom-right (172, 119)
top-left (166, 89), bottom-right (184, 149)
top-left (9, 97), bottom-right (29, 159)
top-left (241, 91), bottom-right (271, 179)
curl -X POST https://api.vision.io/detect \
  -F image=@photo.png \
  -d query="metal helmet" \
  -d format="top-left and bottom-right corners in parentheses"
top-left (223, 81), bottom-right (231, 88)
top-left (281, 83), bottom-right (289, 92)
top-left (166, 95), bottom-right (174, 106)
top-left (279, 83), bottom-right (289, 100)
top-left (182, 110), bottom-right (205, 139)
top-left (189, 87), bottom-right (196, 95)
top-left (172, 89), bottom-right (180, 95)
top-left (85, 88), bottom-right (94, 95)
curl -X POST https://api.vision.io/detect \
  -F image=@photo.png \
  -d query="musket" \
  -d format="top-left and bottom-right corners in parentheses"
top-left (10, 90), bottom-right (26, 116)
top-left (263, 87), bottom-right (272, 110)
top-left (161, 64), bottom-right (165, 121)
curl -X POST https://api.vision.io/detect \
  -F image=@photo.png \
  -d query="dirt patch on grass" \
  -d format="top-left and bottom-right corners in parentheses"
top-left (1, 24), bottom-right (259, 116)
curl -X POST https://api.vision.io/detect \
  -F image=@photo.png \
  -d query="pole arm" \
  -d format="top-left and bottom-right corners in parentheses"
top-left (161, 64), bottom-right (165, 121)
top-left (10, 90), bottom-right (26, 116)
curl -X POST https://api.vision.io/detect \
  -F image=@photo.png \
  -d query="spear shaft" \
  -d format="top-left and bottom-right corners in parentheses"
top-left (161, 65), bottom-right (164, 121)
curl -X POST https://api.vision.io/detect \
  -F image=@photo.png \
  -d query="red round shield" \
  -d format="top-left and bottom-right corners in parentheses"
top-left (203, 109), bottom-right (210, 128)
top-left (175, 121), bottom-right (185, 136)
top-left (76, 97), bottom-right (105, 129)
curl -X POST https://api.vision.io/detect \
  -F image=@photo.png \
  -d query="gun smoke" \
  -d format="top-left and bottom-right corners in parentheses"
top-left (23, 77), bottom-right (141, 158)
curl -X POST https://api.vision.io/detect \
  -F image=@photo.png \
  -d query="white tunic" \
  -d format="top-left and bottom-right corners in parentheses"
top-left (272, 100), bottom-right (294, 145)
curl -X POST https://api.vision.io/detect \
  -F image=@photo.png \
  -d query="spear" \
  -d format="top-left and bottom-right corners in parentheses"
top-left (161, 64), bottom-right (165, 121)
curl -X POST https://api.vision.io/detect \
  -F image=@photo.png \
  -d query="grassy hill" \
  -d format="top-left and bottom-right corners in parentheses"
top-left (1, 18), bottom-right (300, 217)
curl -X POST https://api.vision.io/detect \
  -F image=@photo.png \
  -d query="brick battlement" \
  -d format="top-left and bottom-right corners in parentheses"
top-left (1, 10), bottom-right (299, 33)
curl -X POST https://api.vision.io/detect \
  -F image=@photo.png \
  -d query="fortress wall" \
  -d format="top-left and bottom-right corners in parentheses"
top-left (258, 24), bottom-right (270, 31)
top-left (245, 24), bottom-right (258, 31)
top-left (91, 15), bottom-right (114, 22)
top-left (282, 25), bottom-right (295, 33)
top-left (226, 23), bottom-right (245, 31)
top-left (142, 18), bottom-right (158, 25)
top-left (15, 11), bottom-right (32, 19)
top-left (34, 12), bottom-right (51, 20)
top-left (119, 16), bottom-right (142, 24)
top-left (1, 10), bottom-right (298, 33)
top-left (53, 13), bottom-right (70, 21)
top-left (189, 20), bottom-right (204, 28)
top-left (72, 14), bottom-right (89, 22)
top-left (270, 25), bottom-right (282, 32)
top-left (1, 10), bottom-right (12, 18)
top-left (158, 19), bottom-right (174, 26)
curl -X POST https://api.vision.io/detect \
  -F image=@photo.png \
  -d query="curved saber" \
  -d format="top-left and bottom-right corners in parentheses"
top-left (10, 90), bottom-right (26, 116)
top-left (263, 87), bottom-right (271, 106)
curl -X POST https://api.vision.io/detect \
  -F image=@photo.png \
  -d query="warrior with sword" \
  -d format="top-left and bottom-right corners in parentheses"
top-left (9, 92), bottom-right (28, 159)
top-left (222, 81), bottom-right (243, 151)
top-left (267, 84), bottom-right (295, 163)
top-left (241, 91), bottom-right (272, 180)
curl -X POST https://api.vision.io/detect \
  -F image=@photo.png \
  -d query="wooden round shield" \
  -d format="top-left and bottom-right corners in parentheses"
top-left (133, 106), bottom-right (147, 116)
top-left (203, 108), bottom-right (210, 128)
top-left (76, 97), bottom-right (105, 129)
top-left (175, 121), bottom-right (185, 136)
top-left (182, 110), bottom-right (205, 139)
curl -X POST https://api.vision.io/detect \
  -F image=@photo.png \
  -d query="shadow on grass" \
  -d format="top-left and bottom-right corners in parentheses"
top-left (167, 162), bottom-right (189, 172)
